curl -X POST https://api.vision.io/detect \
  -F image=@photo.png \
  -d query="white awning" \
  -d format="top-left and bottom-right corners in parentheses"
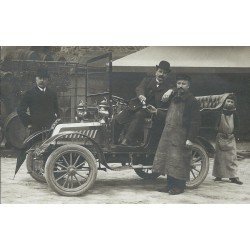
top-left (112, 46), bottom-right (250, 73)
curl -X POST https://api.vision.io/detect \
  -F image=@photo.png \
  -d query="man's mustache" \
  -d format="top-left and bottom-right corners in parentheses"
top-left (174, 87), bottom-right (184, 93)
top-left (175, 88), bottom-right (185, 97)
top-left (225, 104), bottom-right (235, 110)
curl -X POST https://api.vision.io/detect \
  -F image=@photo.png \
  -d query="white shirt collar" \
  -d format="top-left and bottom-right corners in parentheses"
top-left (37, 86), bottom-right (46, 92)
top-left (156, 78), bottom-right (161, 87)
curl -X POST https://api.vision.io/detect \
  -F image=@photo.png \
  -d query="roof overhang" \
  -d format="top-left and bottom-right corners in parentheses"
top-left (113, 46), bottom-right (250, 73)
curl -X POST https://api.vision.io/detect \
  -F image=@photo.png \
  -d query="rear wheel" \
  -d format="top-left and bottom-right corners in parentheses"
top-left (45, 144), bottom-right (97, 196)
top-left (4, 112), bottom-right (29, 149)
top-left (186, 143), bottom-right (209, 189)
top-left (134, 168), bottom-right (160, 180)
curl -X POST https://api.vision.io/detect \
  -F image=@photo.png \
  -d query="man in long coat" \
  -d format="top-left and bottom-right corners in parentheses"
top-left (17, 67), bottom-right (60, 134)
top-left (148, 75), bottom-right (201, 195)
top-left (116, 60), bottom-right (174, 146)
top-left (212, 95), bottom-right (243, 185)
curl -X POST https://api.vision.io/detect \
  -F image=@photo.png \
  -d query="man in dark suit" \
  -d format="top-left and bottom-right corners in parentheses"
top-left (17, 67), bottom-right (60, 134)
top-left (148, 75), bottom-right (201, 195)
top-left (116, 60), bottom-right (174, 146)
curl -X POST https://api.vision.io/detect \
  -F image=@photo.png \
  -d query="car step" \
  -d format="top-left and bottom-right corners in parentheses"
top-left (109, 164), bottom-right (150, 171)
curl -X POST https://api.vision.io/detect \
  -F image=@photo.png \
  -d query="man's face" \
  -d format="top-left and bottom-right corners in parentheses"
top-left (224, 98), bottom-right (235, 110)
top-left (155, 68), bottom-right (168, 83)
top-left (176, 79), bottom-right (190, 92)
top-left (36, 76), bottom-right (49, 89)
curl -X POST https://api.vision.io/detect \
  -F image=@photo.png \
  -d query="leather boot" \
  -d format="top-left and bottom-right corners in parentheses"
top-left (229, 177), bottom-right (243, 185)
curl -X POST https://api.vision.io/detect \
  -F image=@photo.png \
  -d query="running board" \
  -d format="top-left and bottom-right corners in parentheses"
top-left (107, 164), bottom-right (151, 171)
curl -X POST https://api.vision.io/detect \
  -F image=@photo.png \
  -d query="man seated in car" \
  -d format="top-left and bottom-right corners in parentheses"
top-left (115, 60), bottom-right (174, 146)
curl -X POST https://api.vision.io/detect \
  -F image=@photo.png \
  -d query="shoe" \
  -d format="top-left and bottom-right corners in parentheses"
top-left (169, 187), bottom-right (184, 195)
top-left (229, 178), bottom-right (243, 185)
top-left (214, 177), bottom-right (222, 181)
top-left (121, 138), bottom-right (129, 146)
top-left (157, 186), bottom-right (170, 193)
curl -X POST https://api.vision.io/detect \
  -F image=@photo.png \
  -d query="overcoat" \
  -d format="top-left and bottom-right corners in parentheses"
top-left (17, 86), bottom-right (60, 132)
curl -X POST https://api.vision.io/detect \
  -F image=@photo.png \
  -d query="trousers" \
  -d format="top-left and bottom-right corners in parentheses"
top-left (124, 109), bottom-right (150, 142)
top-left (167, 175), bottom-right (186, 190)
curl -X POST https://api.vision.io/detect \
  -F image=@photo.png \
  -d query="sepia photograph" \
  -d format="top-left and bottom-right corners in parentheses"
top-left (1, 46), bottom-right (250, 203)
top-left (0, 2), bottom-right (250, 250)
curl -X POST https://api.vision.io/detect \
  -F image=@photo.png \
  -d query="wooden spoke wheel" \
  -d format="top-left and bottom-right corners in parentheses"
top-left (186, 143), bottom-right (209, 189)
top-left (45, 144), bottom-right (97, 196)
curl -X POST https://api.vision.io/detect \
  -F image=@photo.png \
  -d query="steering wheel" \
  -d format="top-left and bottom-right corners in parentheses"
top-left (111, 95), bottom-right (128, 104)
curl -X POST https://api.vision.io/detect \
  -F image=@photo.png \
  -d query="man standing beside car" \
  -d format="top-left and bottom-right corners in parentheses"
top-left (147, 75), bottom-right (201, 195)
top-left (116, 60), bottom-right (174, 146)
top-left (17, 67), bottom-right (60, 134)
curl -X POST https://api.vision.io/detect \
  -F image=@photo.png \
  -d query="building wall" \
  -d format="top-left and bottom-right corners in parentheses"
top-left (112, 72), bottom-right (250, 140)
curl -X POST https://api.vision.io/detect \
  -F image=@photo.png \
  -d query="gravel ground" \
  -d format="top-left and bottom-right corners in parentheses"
top-left (1, 156), bottom-right (249, 204)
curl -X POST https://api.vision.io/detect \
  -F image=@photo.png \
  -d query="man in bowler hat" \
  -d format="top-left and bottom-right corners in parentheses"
top-left (116, 60), bottom-right (174, 146)
top-left (17, 67), bottom-right (60, 134)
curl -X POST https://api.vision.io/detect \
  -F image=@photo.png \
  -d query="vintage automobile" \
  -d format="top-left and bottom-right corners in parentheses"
top-left (15, 54), bottom-right (232, 196)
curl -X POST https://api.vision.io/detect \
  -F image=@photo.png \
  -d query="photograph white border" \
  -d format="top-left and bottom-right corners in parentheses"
top-left (1, 1), bottom-right (250, 250)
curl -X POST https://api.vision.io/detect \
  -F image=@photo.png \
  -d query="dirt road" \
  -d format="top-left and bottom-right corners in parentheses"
top-left (1, 157), bottom-right (249, 204)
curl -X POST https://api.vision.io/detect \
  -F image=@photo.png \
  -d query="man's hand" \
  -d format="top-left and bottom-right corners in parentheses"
top-left (161, 89), bottom-right (173, 102)
top-left (26, 125), bottom-right (32, 135)
top-left (185, 140), bottom-right (193, 147)
top-left (146, 105), bottom-right (157, 114)
top-left (138, 95), bottom-right (146, 102)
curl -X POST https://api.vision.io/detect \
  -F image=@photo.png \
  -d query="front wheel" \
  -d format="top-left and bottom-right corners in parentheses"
top-left (186, 143), bottom-right (209, 189)
top-left (45, 144), bottom-right (97, 196)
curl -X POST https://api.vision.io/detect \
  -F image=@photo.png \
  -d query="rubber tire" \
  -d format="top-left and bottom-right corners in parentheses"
top-left (26, 143), bottom-right (46, 183)
top-left (0, 126), bottom-right (3, 144)
top-left (134, 169), bottom-right (160, 180)
top-left (45, 144), bottom-right (97, 196)
top-left (186, 143), bottom-right (209, 189)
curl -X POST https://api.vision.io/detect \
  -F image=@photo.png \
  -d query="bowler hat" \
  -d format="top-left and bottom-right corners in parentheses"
top-left (156, 60), bottom-right (171, 73)
top-left (36, 67), bottom-right (49, 78)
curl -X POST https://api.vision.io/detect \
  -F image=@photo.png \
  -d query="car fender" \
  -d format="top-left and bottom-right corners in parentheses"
top-left (22, 129), bottom-right (52, 151)
top-left (195, 136), bottom-right (215, 158)
top-left (35, 131), bottom-right (109, 168)
top-left (14, 129), bottom-right (52, 177)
